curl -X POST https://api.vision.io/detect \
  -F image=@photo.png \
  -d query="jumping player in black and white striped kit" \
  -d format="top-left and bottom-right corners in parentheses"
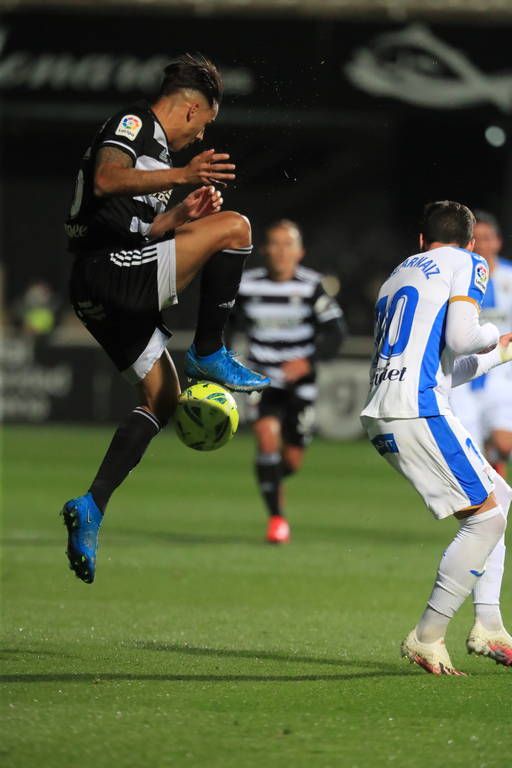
top-left (232, 220), bottom-right (346, 542)
top-left (62, 54), bottom-right (269, 584)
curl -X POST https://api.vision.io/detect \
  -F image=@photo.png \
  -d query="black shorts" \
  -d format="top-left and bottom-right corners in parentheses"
top-left (70, 239), bottom-right (177, 382)
top-left (249, 384), bottom-right (317, 448)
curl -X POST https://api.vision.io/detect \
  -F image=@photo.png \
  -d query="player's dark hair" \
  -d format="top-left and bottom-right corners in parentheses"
top-left (420, 201), bottom-right (475, 248)
top-left (265, 219), bottom-right (303, 244)
top-left (159, 53), bottom-right (223, 105)
top-left (474, 209), bottom-right (502, 237)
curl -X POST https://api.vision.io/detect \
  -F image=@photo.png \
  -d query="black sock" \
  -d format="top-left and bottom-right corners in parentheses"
top-left (193, 245), bottom-right (252, 357)
top-left (89, 407), bottom-right (161, 512)
top-left (255, 452), bottom-right (283, 517)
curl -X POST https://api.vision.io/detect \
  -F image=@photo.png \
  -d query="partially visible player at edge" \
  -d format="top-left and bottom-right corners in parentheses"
top-left (361, 201), bottom-right (512, 675)
top-left (450, 211), bottom-right (512, 479)
top-left (231, 220), bottom-right (345, 543)
top-left (62, 54), bottom-right (269, 584)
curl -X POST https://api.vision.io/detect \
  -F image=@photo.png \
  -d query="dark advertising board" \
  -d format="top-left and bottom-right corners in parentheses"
top-left (1, 11), bottom-right (512, 117)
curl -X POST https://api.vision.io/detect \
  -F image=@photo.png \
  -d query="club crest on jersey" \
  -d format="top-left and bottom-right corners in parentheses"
top-left (474, 261), bottom-right (489, 294)
top-left (115, 114), bottom-right (142, 141)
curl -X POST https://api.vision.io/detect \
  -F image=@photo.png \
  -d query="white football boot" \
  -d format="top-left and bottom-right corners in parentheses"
top-left (401, 629), bottom-right (466, 676)
top-left (467, 621), bottom-right (512, 667)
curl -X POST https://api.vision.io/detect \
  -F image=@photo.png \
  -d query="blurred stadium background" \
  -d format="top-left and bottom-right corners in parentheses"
top-left (2, 0), bottom-right (512, 434)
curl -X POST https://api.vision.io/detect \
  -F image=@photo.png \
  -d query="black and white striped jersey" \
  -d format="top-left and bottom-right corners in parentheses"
top-left (65, 101), bottom-right (173, 254)
top-left (234, 266), bottom-right (344, 388)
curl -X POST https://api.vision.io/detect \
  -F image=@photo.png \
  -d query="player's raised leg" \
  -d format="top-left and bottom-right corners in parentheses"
top-left (63, 209), bottom-right (270, 583)
top-left (63, 351), bottom-right (180, 583)
top-left (175, 211), bottom-right (270, 392)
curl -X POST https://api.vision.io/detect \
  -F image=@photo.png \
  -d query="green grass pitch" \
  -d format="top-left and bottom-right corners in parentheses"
top-left (2, 426), bottom-right (511, 767)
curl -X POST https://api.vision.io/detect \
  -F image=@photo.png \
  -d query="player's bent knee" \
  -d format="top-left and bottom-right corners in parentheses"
top-left (223, 211), bottom-right (252, 249)
top-left (257, 435), bottom-right (280, 454)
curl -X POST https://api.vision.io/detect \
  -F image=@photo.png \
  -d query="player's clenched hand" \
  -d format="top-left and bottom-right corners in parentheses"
top-left (183, 186), bottom-right (223, 220)
top-left (499, 332), bottom-right (512, 362)
top-left (282, 358), bottom-right (312, 383)
top-left (181, 149), bottom-right (235, 186)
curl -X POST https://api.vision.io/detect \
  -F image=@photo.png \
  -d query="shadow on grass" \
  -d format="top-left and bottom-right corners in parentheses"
top-left (0, 669), bottom-right (416, 684)
top-left (133, 641), bottom-right (399, 671)
top-left (1, 642), bottom-right (417, 683)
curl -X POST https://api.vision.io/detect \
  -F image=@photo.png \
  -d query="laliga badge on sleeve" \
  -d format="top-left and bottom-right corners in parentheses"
top-left (115, 115), bottom-right (143, 141)
top-left (474, 261), bottom-right (489, 294)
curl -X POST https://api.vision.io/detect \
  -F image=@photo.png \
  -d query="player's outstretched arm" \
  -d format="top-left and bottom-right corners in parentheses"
top-left (94, 148), bottom-right (235, 198)
top-left (149, 186), bottom-right (223, 239)
top-left (452, 332), bottom-right (512, 387)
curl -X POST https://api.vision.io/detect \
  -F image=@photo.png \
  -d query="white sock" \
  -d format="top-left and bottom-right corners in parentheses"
top-left (475, 603), bottom-right (504, 632)
top-left (473, 537), bottom-right (506, 630)
top-left (416, 506), bottom-right (506, 644)
top-left (416, 607), bottom-right (450, 643)
top-left (473, 472), bottom-right (511, 630)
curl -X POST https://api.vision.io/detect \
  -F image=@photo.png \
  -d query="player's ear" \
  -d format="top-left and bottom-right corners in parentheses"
top-left (186, 102), bottom-right (199, 122)
top-left (466, 238), bottom-right (476, 252)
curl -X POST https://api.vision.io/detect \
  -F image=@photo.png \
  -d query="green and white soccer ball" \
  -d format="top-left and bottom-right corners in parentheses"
top-left (175, 381), bottom-right (239, 451)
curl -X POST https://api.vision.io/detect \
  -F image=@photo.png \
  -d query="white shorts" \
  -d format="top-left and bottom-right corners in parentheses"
top-left (450, 370), bottom-right (512, 448)
top-left (361, 412), bottom-right (495, 519)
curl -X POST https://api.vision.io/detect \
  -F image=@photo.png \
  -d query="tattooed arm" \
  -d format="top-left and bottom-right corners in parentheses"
top-left (94, 147), bottom-right (235, 198)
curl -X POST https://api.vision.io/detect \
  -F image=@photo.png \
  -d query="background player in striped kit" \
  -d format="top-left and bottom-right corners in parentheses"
top-left (450, 211), bottom-right (512, 479)
top-left (232, 220), bottom-right (346, 543)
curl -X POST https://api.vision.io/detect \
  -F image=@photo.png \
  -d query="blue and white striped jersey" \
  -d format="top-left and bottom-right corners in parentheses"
top-left (361, 246), bottom-right (490, 419)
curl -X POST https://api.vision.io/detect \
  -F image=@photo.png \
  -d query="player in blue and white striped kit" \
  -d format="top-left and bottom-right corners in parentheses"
top-left (361, 201), bottom-right (512, 675)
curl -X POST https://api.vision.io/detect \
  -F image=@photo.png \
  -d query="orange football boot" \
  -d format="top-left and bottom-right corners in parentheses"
top-left (266, 515), bottom-right (290, 544)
